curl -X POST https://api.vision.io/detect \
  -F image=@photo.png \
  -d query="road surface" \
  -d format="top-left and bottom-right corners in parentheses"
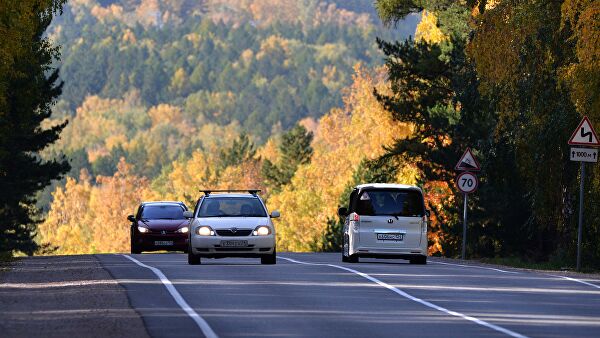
top-left (93, 253), bottom-right (600, 338)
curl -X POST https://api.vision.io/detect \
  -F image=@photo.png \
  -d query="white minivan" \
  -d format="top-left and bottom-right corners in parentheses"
top-left (339, 183), bottom-right (428, 264)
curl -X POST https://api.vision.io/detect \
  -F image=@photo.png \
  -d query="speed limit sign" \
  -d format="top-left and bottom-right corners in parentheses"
top-left (456, 172), bottom-right (478, 194)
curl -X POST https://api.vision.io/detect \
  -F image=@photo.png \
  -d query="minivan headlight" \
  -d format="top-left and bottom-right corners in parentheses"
top-left (196, 226), bottom-right (215, 236)
top-left (176, 226), bottom-right (189, 234)
top-left (138, 226), bottom-right (149, 233)
top-left (253, 226), bottom-right (271, 236)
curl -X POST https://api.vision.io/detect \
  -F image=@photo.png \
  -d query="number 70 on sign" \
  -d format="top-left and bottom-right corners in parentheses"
top-left (456, 172), bottom-right (478, 194)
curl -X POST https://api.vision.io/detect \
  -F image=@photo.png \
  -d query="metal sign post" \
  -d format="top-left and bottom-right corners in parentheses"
top-left (462, 193), bottom-right (467, 260)
top-left (455, 153), bottom-right (480, 261)
top-left (568, 116), bottom-right (599, 271)
top-left (577, 162), bottom-right (585, 271)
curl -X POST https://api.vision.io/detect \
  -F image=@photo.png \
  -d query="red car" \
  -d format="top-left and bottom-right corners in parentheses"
top-left (128, 201), bottom-right (190, 254)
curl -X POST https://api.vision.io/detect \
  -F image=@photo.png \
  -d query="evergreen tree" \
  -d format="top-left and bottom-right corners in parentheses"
top-left (0, 0), bottom-right (70, 256)
top-left (219, 133), bottom-right (257, 170)
top-left (262, 124), bottom-right (313, 191)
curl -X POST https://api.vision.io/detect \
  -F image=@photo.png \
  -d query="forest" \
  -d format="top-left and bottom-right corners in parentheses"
top-left (1, 0), bottom-right (598, 269)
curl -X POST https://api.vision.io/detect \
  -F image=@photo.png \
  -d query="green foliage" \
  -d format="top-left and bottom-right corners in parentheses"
top-left (262, 124), bottom-right (313, 191)
top-left (50, 0), bottom-right (416, 138)
top-left (0, 0), bottom-right (70, 256)
top-left (219, 133), bottom-right (257, 170)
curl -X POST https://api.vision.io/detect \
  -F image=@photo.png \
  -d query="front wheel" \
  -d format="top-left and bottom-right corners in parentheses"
top-left (261, 248), bottom-right (276, 265)
top-left (188, 242), bottom-right (201, 265)
top-left (130, 234), bottom-right (141, 254)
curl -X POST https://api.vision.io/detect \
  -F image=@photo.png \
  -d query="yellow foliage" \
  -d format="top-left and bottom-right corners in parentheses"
top-left (148, 103), bottom-right (184, 127)
top-left (38, 160), bottom-right (153, 254)
top-left (269, 65), bottom-right (414, 251)
top-left (415, 11), bottom-right (447, 44)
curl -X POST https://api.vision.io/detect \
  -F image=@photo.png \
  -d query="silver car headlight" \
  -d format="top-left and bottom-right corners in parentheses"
top-left (176, 226), bottom-right (189, 234)
top-left (137, 226), bottom-right (149, 233)
top-left (196, 226), bottom-right (215, 236)
top-left (253, 226), bottom-right (271, 236)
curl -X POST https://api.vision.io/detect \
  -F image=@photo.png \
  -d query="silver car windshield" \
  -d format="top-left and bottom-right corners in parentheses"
top-left (198, 197), bottom-right (267, 217)
top-left (355, 189), bottom-right (424, 217)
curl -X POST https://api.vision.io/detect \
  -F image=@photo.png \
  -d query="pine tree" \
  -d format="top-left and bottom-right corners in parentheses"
top-left (0, 0), bottom-right (70, 256)
top-left (262, 124), bottom-right (313, 191)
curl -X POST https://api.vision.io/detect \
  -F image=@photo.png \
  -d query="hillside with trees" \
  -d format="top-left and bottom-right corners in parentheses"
top-left (3, 0), bottom-right (596, 270)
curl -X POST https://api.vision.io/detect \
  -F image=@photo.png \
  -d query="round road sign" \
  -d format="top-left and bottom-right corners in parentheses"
top-left (456, 172), bottom-right (478, 194)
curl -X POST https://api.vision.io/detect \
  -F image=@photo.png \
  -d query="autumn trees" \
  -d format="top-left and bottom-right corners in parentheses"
top-left (374, 0), bottom-right (599, 266)
top-left (0, 0), bottom-right (69, 256)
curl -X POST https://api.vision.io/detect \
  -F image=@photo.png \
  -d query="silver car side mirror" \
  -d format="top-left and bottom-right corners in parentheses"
top-left (183, 211), bottom-right (193, 219)
top-left (270, 210), bottom-right (280, 218)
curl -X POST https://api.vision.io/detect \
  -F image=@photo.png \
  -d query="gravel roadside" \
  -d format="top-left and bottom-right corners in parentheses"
top-left (0, 255), bottom-right (149, 338)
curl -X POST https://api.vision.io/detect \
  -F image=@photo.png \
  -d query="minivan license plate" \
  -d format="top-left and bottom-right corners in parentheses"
top-left (221, 240), bottom-right (248, 247)
top-left (377, 233), bottom-right (404, 241)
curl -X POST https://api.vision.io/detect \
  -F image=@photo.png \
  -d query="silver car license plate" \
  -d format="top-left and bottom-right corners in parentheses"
top-left (377, 233), bottom-right (404, 241)
top-left (155, 241), bottom-right (174, 246)
top-left (220, 240), bottom-right (248, 247)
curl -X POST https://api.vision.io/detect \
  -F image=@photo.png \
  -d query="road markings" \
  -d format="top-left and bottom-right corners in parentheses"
top-left (548, 274), bottom-right (600, 289)
top-left (280, 256), bottom-right (529, 338)
top-left (431, 261), bottom-right (520, 274)
top-left (432, 261), bottom-right (600, 290)
top-left (123, 255), bottom-right (219, 338)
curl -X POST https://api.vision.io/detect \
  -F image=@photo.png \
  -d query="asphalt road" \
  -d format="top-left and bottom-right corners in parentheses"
top-left (96, 253), bottom-right (600, 338)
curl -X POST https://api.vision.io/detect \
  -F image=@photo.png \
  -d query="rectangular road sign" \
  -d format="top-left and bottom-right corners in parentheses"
top-left (570, 147), bottom-right (598, 163)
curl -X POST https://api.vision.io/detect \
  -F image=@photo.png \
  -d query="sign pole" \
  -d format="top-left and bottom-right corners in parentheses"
top-left (577, 162), bottom-right (585, 271)
top-left (462, 193), bottom-right (467, 260)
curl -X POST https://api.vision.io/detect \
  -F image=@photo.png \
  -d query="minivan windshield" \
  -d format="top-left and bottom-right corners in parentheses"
top-left (355, 189), bottom-right (424, 217)
top-left (141, 205), bottom-right (186, 220)
top-left (198, 197), bottom-right (267, 217)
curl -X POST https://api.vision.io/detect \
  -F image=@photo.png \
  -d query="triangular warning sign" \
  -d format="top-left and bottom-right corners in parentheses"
top-left (455, 148), bottom-right (481, 171)
top-left (569, 116), bottom-right (600, 147)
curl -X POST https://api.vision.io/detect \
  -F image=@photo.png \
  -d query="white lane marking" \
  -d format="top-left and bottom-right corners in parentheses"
top-left (548, 274), bottom-right (600, 289)
top-left (123, 255), bottom-right (219, 338)
top-left (280, 256), bottom-right (529, 338)
top-left (432, 261), bottom-right (600, 290)
top-left (431, 261), bottom-right (519, 274)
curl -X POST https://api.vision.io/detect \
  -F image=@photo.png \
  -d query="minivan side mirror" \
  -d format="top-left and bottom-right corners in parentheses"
top-left (183, 211), bottom-right (194, 219)
top-left (338, 207), bottom-right (348, 217)
top-left (127, 215), bottom-right (136, 223)
top-left (270, 210), bottom-right (280, 218)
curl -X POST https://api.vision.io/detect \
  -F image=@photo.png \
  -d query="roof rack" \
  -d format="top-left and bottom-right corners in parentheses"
top-left (201, 189), bottom-right (261, 196)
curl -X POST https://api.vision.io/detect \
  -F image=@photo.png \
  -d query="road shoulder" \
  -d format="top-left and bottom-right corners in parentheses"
top-left (0, 254), bottom-right (149, 338)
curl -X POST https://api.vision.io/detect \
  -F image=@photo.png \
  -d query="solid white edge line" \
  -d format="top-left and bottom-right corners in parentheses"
top-left (431, 261), bottom-right (520, 274)
top-left (280, 256), bottom-right (529, 338)
top-left (431, 260), bottom-right (600, 290)
top-left (548, 274), bottom-right (600, 289)
top-left (123, 255), bottom-right (219, 338)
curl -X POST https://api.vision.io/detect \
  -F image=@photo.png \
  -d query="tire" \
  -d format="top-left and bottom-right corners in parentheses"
top-left (188, 242), bottom-right (201, 265)
top-left (261, 248), bottom-right (277, 265)
top-left (130, 234), bottom-right (141, 254)
top-left (347, 254), bottom-right (359, 263)
top-left (342, 236), bottom-right (349, 262)
top-left (409, 255), bottom-right (427, 265)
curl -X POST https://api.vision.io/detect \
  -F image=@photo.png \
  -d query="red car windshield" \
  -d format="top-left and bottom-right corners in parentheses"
top-left (141, 205), bottom-right (186, 220)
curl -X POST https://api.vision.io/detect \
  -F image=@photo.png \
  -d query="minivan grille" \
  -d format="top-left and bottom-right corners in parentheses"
top-left (216, 229), bottom-right (253, 237)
